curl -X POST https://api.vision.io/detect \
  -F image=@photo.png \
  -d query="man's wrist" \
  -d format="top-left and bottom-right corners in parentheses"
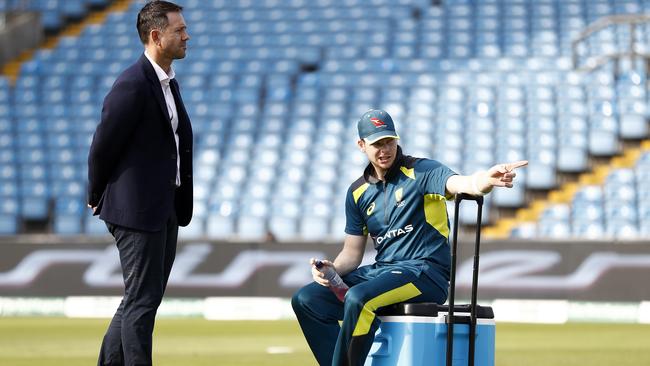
top-left (471, 172), bottom-right (488, 196)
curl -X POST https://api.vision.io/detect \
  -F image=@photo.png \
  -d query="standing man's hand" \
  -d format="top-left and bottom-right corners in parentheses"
top-left (87, 204), bottom-right (97, 214)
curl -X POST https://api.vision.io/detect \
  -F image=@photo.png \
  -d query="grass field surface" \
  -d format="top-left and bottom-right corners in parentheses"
top-left (1, 318), bottom-right (649, 365)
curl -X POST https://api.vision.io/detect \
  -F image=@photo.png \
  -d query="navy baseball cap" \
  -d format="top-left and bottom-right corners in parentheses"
top-left (357, 109), bottom-right (400, 144)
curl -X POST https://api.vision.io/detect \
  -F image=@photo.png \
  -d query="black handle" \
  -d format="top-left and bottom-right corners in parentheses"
top-left (447, 193), bottom-right (484, 366)
top-left (455, 192), bottom-right (484, 205)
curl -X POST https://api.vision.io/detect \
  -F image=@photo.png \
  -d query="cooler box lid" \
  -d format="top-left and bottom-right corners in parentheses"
top-left (377, 302), bottom-right (494, 319)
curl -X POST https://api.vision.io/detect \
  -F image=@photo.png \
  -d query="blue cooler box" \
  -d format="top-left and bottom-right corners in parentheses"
top-left (365, 304), bottom-right (495, 366)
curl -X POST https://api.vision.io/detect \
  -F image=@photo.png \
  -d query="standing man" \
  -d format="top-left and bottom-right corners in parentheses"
top-left (87, 1), bottom-right (192, 365)
top-left (292, 109), bottom-right (527, 366)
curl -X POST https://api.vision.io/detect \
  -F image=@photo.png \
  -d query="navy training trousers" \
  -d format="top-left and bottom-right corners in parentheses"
top-left (292, 263), bottom-right (448, 366)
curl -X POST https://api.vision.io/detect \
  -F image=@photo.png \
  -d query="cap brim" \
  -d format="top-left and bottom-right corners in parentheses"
top-left (363, 132), bottom-right (400, 144)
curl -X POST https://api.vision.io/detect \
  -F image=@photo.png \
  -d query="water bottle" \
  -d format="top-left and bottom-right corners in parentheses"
top-left (314, 259), bottom-right (349, 302)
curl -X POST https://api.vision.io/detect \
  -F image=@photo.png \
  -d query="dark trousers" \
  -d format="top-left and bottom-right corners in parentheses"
top-left (292, 264), bottom-right (447, 366)
top-left (98, 212), bottom-right (178, 366)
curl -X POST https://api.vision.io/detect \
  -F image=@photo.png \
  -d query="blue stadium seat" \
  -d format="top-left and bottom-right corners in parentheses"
top-left (557, 146), bottom-right (588, 173)
top-left (54, 214), bottom-right (83, 234)
top-left (589, 130), bottom-right (620, 156)
top-left (299, 216), bottom-right (330, 242)
top-left (537, 219), bottom-right (572, 239)
top-left (179, 219), bottom-right (205, 240)
top-left (492, 185), bottom-right (525, 208)
top-left (0, 194), bottom-right (18, 215)
top-left (236, 215), bottom-right (267, 241)
top-left (619, 113), bottom-right (648, 139)
top-left (20, 195), bottom-right (49, 221)
top-left (525, 163), bottom-right (556, 190)
top-left (84, 212), bottom-right (109, 236)
top-left (205, 212), bottom-right (235, 239)
top-left (268, 216), bottom-right (298, 242)
top-left (0, 214), bottom-right (18, 235)
top-left (458, 200), bottom-right (491, 226)
top-left (5, 0), bottom-right (648, 238)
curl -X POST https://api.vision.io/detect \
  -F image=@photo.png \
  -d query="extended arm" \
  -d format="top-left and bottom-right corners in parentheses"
top-left (446, 160), bottom-right (528, 196)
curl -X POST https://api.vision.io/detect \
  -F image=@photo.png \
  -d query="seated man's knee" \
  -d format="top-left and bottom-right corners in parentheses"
top-left (291, 287), bottom-right (307, 311)
top-left (343, 286), bottom-right (366, 310)
top-left (292, 284), bottom-right (317, 312)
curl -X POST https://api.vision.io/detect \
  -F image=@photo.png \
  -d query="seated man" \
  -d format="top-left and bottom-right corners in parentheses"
top-left (292, 109), bottom-right (527, 366)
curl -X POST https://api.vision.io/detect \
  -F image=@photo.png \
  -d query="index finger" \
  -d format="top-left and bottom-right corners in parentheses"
top-left (506, 160), bottom-right (528, 171)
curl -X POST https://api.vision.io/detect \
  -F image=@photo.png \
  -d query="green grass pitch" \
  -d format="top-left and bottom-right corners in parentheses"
top-left (1, 317), bottom-right (649, 365)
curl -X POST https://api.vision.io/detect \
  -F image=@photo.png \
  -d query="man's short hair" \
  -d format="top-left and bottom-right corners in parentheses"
top-left (136, 0), bottom-right (183, 45)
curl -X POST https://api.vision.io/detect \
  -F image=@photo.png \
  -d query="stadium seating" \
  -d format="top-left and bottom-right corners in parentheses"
top-left (3, 0), bottom-right (650, 240)
top-left (3, 0), bottom-right (113, 33)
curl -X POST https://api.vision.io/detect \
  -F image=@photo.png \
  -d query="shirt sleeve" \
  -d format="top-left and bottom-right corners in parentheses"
top-left (415, 159), bottom-right (457, 196)
top-left (344, 186), bottom-right (366, 236)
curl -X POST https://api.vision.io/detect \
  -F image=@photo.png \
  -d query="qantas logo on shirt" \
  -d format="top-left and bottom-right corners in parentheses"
top-left (374, 224), bottom-right (414, 245)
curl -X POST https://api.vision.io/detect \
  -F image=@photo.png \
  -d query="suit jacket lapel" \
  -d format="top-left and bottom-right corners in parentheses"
top-left (169, 78), bottom-right (192, 178)
top-left (170, 79), bottom-right (189, 126)
top-left (140, 54), bottom-right (171, 124)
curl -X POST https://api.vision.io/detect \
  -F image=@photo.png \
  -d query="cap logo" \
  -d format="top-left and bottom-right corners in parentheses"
top-left (370, 118), bottom-right (385, 128)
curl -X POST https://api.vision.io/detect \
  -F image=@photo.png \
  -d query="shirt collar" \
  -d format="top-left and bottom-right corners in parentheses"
top-left (144, 50), bottom-right (175, 85)
top-left (363, 146), bottom-right (405, 184)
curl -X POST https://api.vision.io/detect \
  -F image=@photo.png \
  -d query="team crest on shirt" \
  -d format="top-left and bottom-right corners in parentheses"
top-left (394, 188), bottom-right (406, 208)
top-left (366, 202), bottom-right (376, 216)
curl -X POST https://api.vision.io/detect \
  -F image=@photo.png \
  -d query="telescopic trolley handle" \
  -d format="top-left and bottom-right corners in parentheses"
top-left (446, 193), bottom-right (484, 366)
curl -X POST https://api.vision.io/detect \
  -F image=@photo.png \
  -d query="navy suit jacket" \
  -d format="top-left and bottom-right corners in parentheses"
top-left (88, 54), bottom-right (193, 231)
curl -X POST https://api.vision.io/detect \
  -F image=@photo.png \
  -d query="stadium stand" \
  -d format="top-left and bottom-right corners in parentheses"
top-left (1, 0), bottom-right (649, 241)
top-left (2, 0), bottom-right (113, 33)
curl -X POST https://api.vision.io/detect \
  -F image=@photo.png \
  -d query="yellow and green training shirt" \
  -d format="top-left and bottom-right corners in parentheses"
top-left (345, 146), bottom-right (457, 289)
